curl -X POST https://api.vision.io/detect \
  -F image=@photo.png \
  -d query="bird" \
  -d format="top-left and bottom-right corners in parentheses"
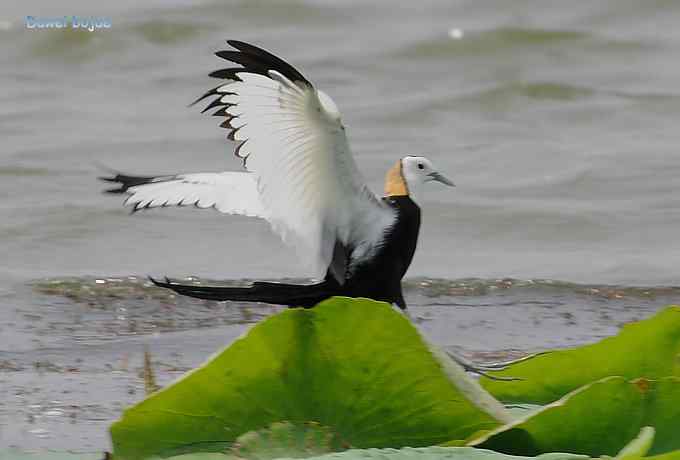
top-left (101, 40), bottom-right (454, 312)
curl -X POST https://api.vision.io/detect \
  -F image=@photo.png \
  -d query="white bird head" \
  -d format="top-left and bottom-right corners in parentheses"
top-left (384, 156), bottom-right (454, 204)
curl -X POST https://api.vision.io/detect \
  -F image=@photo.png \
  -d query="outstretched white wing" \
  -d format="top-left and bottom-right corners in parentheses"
top-left (103, 171), bottom-right (265, 216)
top-left (194, 40), bottom-right (396, 282)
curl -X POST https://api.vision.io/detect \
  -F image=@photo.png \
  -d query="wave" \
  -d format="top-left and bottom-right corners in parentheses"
top-left (129, 19), bottom-right (207, 45)
top-left (0, 166), bottom-right (50, 176)
top-left (462, 81), bottom-right (596, 103)
top-left (395, 26), bottom-right (654, 59)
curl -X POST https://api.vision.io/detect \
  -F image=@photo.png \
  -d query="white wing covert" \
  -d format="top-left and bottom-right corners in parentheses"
top-left (194, 40), bottom-right (396, 283)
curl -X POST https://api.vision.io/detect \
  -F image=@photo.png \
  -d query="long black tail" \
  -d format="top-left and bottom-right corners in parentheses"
top-left (150, 277), bottom-right (338, 307)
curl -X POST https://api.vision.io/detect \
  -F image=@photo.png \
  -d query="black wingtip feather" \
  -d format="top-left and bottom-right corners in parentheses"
top-left (225, 39), bottom-right (247, 48)
top-left (207, 40), bottom-right (311, 87)
top-left (227, 127), bottom-right (242, 141)
top-left (99, 173), bottom-right (160, 194)
top-left (200, 97), bottom-right (227, 114)
top-left (188, 84), bottom-right (225, 107)
top-left (208, 68), bottom-right (246, 80)
top-left (234, 140), bottom-right (248, 159)
top-left (192, 40), bottom-right (313, 166)
top-left (223, 40), bottom-right (311, 86)
top-left (212, 107), bottom-right (231, 117)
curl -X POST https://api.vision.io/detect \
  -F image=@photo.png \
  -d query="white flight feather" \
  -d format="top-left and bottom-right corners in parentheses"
top-left (216, 69), bottom-right (397, 279)
top-left (120, 70), bottom-right (397, 280)
top-left (123, 172), bottom-right (265, 217)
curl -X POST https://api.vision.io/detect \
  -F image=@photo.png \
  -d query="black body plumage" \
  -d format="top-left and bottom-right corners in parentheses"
top-left (152, 196), bottom-right (420, 309)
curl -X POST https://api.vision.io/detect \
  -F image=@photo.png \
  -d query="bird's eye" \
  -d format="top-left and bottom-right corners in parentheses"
top-left (417, 163), bottom-right (424, 170)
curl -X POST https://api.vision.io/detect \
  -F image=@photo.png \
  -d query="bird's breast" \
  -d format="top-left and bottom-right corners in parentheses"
top-left (347, 196), bottom-right (420, 282)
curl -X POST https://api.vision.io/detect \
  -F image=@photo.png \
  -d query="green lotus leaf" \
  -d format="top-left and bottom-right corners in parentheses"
top-left (227, 421), bottom-right (347, 460)
top-left (481, 306), bottom-right (680, 404)
top-left (110, 297), bottom-right (502, 460)
top-left (647, 450), bottom-right (680, 460)
top-left (470, 377), bottom-right (680, 457)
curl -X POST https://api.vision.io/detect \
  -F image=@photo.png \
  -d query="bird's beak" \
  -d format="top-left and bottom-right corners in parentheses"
top-left (428, 171), bottom-right (455, 187)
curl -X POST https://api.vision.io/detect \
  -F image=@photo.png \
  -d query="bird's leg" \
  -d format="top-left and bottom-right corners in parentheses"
top-left (444, 350), bottom-right (523, 381)
top-left (461, 350), bottom-right (550, 370)
top-left (395, 305), bottom-right (414, 322)
top-left (444, 350), bottom-right (551, 380)
top-left (397, 304), bottom-right (527, 381)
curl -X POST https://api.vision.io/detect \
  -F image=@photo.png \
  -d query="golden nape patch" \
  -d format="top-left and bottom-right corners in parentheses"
top-left (384, 160), bottom-right (409, 197)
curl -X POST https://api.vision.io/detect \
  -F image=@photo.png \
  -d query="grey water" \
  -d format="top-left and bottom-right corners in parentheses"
top-left (2, 0), bottom-right (680, 451)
